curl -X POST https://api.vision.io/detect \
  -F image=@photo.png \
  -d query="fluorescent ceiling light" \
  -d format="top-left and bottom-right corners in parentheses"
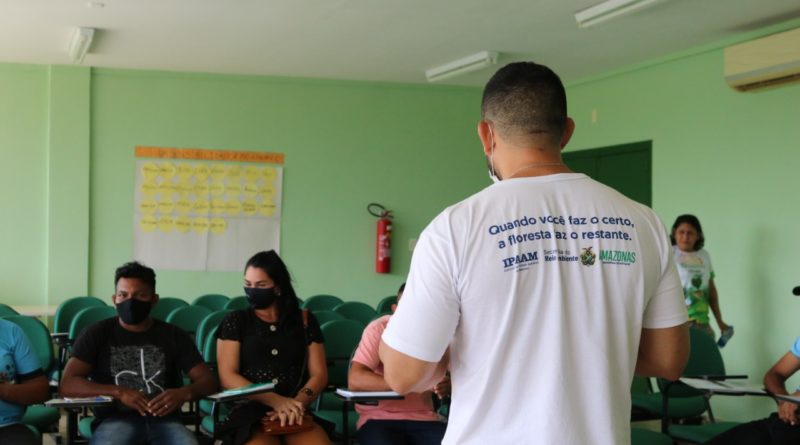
top-left (425, 51), bottom-right (499, 82)
top-left (69, 27), bottom-right (95, 64)
top-left (575, 0), bottom-right (665, 28)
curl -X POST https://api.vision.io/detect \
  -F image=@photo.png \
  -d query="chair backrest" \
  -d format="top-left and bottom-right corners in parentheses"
top-left (333, 301), bottom-right (377, 327)
top-left (2, 314), bottom-right (55, 373)
top-left (53, 296), bottom-right (107, 334)
top-left (150, 297), bottom-right (190, 321)
top-left (313, 310), bottom-right (346, 326)
top-left (203, 325), bottom-right (220, 365)
top-left (193, 294), bottom-right (230, 312)
top-left (68, 306), bottom-right (118, 341)
top-left (320, 319), bottom-right (365, 387)
top-left (658, 326), bottom-right (726, 397)
top-left (195, 310), bottom-right (232, 352)
top-left (166, 305), bottom-right (213, 337)
top-left (301, 294), bottom-right (344, 312)
top-left (223, 296), bottom-right (249, 311)
top-left (375, 295), bottom-right (397, 315)
top-left (0, 303), bottom-right (19, 317)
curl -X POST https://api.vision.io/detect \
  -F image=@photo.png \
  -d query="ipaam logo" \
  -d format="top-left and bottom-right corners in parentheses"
top-left (580, 247), bottom-right (596, 266)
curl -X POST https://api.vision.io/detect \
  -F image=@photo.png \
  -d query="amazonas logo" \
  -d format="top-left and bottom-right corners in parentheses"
top-left (599, 249), bottom-right (637, 265)
top-left (580, 247), bottom-right (596, 266)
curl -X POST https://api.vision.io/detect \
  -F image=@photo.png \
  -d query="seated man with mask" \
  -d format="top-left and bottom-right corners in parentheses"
top-left (60, 261), bottom-right (217, 445)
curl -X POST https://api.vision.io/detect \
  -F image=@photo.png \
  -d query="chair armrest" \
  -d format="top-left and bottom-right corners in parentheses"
top-left (205, 383), bottom-right (274, 404)
top-left (684, 374), bottom-right (748, 380)
top-left (45, 396), bottom-right (113, 409)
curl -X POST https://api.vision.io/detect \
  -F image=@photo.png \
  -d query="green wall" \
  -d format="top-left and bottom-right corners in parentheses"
top-left (565, 21), bottom-right (800, 421)
top-left (88, 70), bottom-right (485, 302)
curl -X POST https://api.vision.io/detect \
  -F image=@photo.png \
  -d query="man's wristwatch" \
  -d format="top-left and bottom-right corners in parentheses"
top-left (300, 387), bottom-right (315, 397)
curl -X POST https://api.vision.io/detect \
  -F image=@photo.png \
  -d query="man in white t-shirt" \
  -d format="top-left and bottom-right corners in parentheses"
top-left (379, 62), bottom-right (689, 445)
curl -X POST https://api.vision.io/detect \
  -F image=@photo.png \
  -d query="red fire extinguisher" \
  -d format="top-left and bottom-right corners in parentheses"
top-left (368, 203), bottom-right (393, 274)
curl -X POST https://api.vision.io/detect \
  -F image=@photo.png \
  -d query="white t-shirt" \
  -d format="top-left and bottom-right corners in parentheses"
top-left (383, 173), bottom-right (687, 445)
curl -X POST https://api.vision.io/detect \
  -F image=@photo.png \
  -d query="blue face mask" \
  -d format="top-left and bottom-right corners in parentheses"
top-left (244, 287), bottom-right (279, 309)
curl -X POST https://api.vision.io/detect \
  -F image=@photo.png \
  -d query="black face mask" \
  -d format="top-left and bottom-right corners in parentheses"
top-left (244, 287), bottom-right (279, 309)
top-left (116, 298), bottom-right (153, 325)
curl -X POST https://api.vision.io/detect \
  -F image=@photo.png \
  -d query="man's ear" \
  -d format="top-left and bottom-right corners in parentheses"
top-left (151, 293), bottom-right (160, 307)
top-left (477, 120), bottom-right (493, 156)
top-left (559, 117), bottom-right (576, 150)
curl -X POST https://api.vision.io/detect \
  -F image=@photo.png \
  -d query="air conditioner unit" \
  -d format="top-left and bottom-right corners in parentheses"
top-left (724, 27), bottom-right (800, 92)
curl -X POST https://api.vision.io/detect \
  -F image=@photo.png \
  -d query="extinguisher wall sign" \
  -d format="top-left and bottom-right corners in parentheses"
top-left (368, 203), bottom-right (392, 274)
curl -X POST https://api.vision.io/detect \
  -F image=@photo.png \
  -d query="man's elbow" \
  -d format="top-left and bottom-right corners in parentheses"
top-left (383, 369), bottom-right (415, 395)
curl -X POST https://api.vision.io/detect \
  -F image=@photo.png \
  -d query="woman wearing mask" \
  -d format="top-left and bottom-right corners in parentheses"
top-left (216, 250), bottom-right (329, 445)
top-left (671, 214), bottom-right (730, 339)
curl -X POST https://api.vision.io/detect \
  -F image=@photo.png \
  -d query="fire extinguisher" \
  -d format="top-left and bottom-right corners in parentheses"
top-left (368, 203), bottom-right (393, 274)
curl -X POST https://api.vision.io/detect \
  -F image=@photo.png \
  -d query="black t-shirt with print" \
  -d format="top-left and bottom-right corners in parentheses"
top-left (216, 309), bottom-right (323, 397)
top-left (71, 317), bottom-right (203, 419)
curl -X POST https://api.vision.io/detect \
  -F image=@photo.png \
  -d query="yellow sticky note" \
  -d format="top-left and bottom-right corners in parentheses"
top-left (211, 199), bottom-right (227, 215)
top-left (242, 200), bottom-right (257, 216)
top-left (195, 164), bottom-right (210, 181)
top-left (226, 165), bottom-right (241, 179)
top-left (175, 200), bottom-right (192, 215)
top-left (159, 162), bottom-right (176, 179)
top-left (225, 182), bottom-right (241, 197)
top-left (142, 163), bottom-right (159, 180)
top-left (263, 167), bottom-right (276, 182)
top-left (259, 184), bottom-right (275, 199)
top-left (194, 182), bottom-right (209, 198)
top-left (227, 200), bottom-right (242, 216)
top-left (158, 180), bottom-right (176, 199)
top-left (158, 216), bottom-right (174, 233)
top-left (177, 163), bottom-right (194, 180)
top-left (140, 216), bottom-right (158, 232)
top-left (141, 180), bottom-right (158, 197)
top-left (176, 179), bottom-right (193, 198)
top-left (243, 182), bottom-right (258, 198)
top-left (193, 199), bottom-right (210, 215)
top-left (259, 200), bottom-right (276, 216)
top-left (193, 217), bottom-right (210, 234)
top-left (157, 199), bottom-right (174, 215)
top-left (244, 166), bottom-right (260, 182)
top-left (210, 218), bottom-right (227, 235)
top-left (139, 200), bottom-right (157, 215)
top-left (175, 216), bottom-right (192, 233)
top-left (210, 181), bottom-right (225, 197)
top-left (210, 164), bottom-right (227, 181)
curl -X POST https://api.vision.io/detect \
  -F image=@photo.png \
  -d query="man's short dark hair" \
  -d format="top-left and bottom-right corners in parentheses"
top-left (481, 62), bottom-right (567, 144)
top-left (115, 261), bottom-right (156, 292)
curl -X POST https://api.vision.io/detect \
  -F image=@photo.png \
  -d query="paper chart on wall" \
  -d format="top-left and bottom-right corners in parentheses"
top-left (133, 146), bottom-right (284, 272)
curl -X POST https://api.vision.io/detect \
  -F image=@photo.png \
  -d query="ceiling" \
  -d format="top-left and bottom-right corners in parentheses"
top-left (1, 0), bottom-right (799, 86)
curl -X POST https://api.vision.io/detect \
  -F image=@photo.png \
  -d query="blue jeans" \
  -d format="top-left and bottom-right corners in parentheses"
top-left (357, 419), bottom-right (447, 445)
top-left (90, 416), bottom-right (198, 445)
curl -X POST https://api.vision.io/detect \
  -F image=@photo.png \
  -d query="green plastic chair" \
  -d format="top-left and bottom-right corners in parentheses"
top-left (193, 294), bottom-right (230, 312)
top-left (333, 301), bottom-right (378, 327)
top-left (223, 296), bottom-right (249, 310)
top-left (0, 303), bottom-right (19, 316)
top-left (659, 326), bottom-right (741, 443)
top-left (313, 319), bottom-right (365, 437)
top-left (376, 295), bottom-right (397, 315)
top-left (2, 315), bottom-right (61, 434)
top-left (150, 297), bottom-right (189, 321)
top-left (313, 310), bottom-right (346, 326)
top-left (68, 306), bottom-right (118, 342)
top-left (166, 305), bottom-right (213, 338)
top-left (301, 294), bottom-right (344, 312)
top-left (199, 325), bottom-right (232, 437)
top-left (195, 310), bottom-right (232, 352)
top-left (53, 296), bottom-right (107, 336)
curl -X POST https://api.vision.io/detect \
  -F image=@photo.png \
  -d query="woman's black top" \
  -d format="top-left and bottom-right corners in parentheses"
top-left (216, 308), bottom-right (323, 397)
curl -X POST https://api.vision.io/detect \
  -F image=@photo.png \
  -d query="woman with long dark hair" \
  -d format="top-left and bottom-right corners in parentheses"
top-left (670, 214), bottom-right (730, 339)
top-left (216, 250), bottom-right (329, 445)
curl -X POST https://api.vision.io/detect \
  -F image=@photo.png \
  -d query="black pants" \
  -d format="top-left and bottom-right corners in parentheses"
top-left (706, 413), bottom-right (800, 445)
top-left (0, 423), bottom-right (39, 445)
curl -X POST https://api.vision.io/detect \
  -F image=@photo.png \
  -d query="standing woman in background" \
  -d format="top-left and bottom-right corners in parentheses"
top-left (216, 250), bottom-right (330, 445)
top-left (671, 214), bottom-right (731, 339)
